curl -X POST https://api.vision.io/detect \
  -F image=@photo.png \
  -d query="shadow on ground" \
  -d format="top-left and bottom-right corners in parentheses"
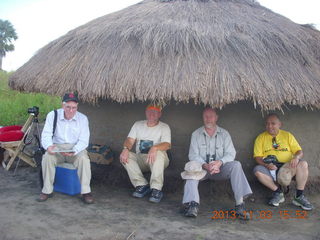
top-left (0, 165), bottom-right (319, 240)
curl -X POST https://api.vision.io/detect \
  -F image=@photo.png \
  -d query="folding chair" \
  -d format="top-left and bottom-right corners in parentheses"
top-left (0, 114), bottom-right (37, 171)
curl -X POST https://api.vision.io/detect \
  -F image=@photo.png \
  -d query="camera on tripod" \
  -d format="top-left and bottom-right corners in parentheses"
top-left (27, 106), bottom-right (39, 117)
top-left (25, 106), bottom-right (43, 163)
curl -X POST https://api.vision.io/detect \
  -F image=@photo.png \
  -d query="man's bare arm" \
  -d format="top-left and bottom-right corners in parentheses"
top-left (152, 142), bottom-right (171, 151)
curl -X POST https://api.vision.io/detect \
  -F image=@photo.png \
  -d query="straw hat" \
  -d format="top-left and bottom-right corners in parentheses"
top-left (181, 161), bottom-right (207, 180)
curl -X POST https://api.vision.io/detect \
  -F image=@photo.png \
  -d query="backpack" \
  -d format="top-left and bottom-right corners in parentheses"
top-left (87, 144), bottom-right (114, 165)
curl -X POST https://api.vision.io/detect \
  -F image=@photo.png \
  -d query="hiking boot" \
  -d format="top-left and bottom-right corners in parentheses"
top-left (37, 193), bottom-right (53, 202)
top-left (82, 193), bottom-right (94, 204)
top-left (180, 203), bottom-right (190, 214)
top-left (235, 203), bottom-right (250, 220)
top-left (185, 201), bottom-right (199, 217)
top-left (132, 185), bottom-right (151, 198)
top-left (292, 194), bottom-right (314, 211)
top-left (149, 189), bottom-right (163, 203)
top-left (268, 191), bottom-right (285, 207)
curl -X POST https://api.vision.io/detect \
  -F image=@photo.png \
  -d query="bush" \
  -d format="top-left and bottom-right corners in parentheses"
top-left (0, 71), bottom-right (61, 126)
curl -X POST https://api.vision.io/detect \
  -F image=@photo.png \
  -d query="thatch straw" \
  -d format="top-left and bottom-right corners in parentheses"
top-left (9, 0), bottom-right (320, 110)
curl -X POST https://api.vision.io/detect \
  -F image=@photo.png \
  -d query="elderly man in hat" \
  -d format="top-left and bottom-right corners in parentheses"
top-left (253, 113), bottom-right (313, 210)
top-left (38, 92), bottom-right (93, 204)
top-left (181, 107), bottom-right (252, 218)
top-left (120, 104), bottom-right (171, 203)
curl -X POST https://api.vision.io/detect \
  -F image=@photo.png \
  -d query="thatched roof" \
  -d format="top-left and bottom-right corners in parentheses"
top-left (9, 0), bottom-right (320, 110)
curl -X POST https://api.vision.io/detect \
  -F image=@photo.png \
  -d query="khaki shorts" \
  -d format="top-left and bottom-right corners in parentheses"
top-left (253, 159), bottom-right (305, 186)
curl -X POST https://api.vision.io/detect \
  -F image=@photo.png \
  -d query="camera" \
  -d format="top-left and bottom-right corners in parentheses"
top-left (263, 155), bottom-right (278, 165)
top-left (206, 154), bottom-right (216, 163)
top-left (27, 106), bottom-right (39, 117)
top-left (139, 140), bottom-right (153, 154)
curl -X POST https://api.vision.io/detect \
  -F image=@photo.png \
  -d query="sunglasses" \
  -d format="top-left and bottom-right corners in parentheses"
top-left (272, 137), bottom-right (279, 149)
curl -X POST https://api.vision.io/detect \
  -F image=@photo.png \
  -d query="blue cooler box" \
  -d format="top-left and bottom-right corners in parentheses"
top-left (54, 163), bottom-right (81, 195)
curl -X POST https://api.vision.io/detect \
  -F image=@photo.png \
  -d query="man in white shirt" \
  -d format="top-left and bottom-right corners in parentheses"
top-left (38, 92), bottom-right (93, 204)
top-left (120, 104), bottom-right (171, 203)
top-left (181, 108), bottom-right (252, 218)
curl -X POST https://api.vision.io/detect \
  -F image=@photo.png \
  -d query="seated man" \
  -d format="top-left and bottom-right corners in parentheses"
top-left (120, 104), bottom-right (171, 203)
top-left (182, 107), bottom-right (252, 218)
top-left (38, 92), bottom-right (94, 204)
top-left (253, 113), bottom-right (313, 210)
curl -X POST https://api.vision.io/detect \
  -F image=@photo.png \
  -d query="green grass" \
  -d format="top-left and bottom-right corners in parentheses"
top-left (0, 71), bottom-right (61, 126)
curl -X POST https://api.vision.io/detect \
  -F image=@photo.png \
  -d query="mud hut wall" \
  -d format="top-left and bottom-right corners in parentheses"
top-left (80, 101), bottom-right (320, 181)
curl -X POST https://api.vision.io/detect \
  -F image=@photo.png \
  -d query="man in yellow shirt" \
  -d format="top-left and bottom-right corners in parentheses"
top-left (253, 113), bottom-right (313, 210)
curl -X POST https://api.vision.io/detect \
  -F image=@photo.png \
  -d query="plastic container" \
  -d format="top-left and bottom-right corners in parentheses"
top-left (270, 169), bottom-right (277, 181)
top-left (54, 163), bottom-right (81, 195)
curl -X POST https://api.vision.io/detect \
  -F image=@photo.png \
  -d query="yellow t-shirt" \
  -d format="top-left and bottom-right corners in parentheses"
top-left (253, 130), bottom-right (302, 163)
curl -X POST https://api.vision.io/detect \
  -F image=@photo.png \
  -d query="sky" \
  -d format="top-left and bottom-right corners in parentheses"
top-left (1, 0), bottom-right (320, 71)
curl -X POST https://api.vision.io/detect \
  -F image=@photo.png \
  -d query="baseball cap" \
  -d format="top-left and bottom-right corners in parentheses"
top-left (146, 104), bottom-right (162, 112)
top-left (62, 92), bottom-right (79, 103)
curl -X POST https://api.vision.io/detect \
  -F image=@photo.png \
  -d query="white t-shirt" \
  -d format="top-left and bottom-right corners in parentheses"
top-left (128, 120), bottom-right (171, 154)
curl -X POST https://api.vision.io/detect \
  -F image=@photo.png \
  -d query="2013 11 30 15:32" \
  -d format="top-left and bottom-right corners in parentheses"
top-left (211, 210), bottom-right (308, 220)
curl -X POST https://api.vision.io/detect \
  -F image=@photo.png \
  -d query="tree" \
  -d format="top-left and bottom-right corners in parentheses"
top-left (0, 19), bottom-right (18, 70)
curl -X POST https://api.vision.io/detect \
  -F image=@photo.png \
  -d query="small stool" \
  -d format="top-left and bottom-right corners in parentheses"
top-left (54, 163), bottom-right (81, 195)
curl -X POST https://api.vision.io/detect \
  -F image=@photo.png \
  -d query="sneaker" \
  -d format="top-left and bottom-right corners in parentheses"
top-left (132, 185), bottom-right (151, 198)
top-left (292, 194), bottom-right (314, 211)
top-left (149, 189), bottom-right (163, 203)
top-left (185, 201), bottom-right (199, 217)
top-left (180, 203), bottom-right (191, 214)
top-left (235, 203), bottom-right (250, 220)
top-left (268, 191), bottom-right (285, 207)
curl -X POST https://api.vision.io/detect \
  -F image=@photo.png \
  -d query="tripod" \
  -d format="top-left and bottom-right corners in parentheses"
top-left (13, 112), bottom-right (43, 172)
top-left (1, 109), bottom-right (42, 172)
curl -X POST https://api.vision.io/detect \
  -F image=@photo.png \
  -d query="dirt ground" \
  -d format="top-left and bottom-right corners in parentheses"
top-left (0, 165), bottom-right (319, 240)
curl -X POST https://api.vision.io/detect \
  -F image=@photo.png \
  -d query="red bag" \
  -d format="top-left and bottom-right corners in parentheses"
top-left (0, 125), bottom-right (24, 142)
top-left (0, 125), bottom-right (22, 133)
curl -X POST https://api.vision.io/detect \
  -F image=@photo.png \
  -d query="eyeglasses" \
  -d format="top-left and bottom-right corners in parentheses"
top-left (64, 105), bottom-right (78, 111)
top-left (272, 137), bottom-right (279, 149)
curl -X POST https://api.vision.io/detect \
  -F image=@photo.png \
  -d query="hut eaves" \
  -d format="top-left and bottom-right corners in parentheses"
top-left (9, 0), bottom-right (320, 110)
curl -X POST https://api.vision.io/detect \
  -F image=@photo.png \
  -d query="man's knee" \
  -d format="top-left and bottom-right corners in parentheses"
top-left (253, 165), bottom-right (267, 177)
top-left (233, 160), bottom-right (241, 168)
top-left (297, 160), bottom-right (308, 170)
top-left (156, 151), bottom-right (167, 161)
top-left (254, 168), bottom-right (271, 180)
top-left (127, 152), bottom-right (137, 162)
top-left (254, 170), bottom-right (265, 178)
top-left (229, 160), bottom-right (242, 171)
top-left (42, 153), bottom-right (56, 166)
top-left (75, 151), bottom-right (90, 165)
top-left (152, 151), bottom-right (168, 168)
top-left (121, 152), bottom-right (138, 167)
top-left (121, 152), bottom-right (138, 168)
